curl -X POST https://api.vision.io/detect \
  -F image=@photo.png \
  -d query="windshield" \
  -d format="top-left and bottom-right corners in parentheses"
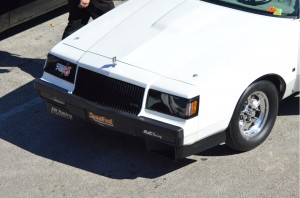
top-left (205, 0), bottom-right (299, 17)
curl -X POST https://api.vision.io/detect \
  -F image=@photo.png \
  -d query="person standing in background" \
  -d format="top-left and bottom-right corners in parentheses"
top-left (62, 0), bottom-right (114, 39)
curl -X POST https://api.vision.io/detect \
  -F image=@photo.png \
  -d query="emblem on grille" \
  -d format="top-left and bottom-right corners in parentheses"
top-left (56, 63), bottom-right (72, 77)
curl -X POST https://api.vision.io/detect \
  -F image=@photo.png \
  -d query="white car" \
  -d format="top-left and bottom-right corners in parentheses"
top-left (35, 0), bottom-right (299, 159)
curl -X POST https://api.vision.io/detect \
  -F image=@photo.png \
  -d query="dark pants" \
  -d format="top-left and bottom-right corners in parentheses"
top-left (62, 0), bottom-right (114, 39)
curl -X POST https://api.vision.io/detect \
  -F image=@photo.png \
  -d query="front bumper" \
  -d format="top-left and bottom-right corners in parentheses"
top-left (34, 78), bottom-right (225, 159)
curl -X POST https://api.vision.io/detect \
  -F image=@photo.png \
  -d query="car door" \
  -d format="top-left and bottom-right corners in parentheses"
top-left (10, 0), bottom-right (66, 27)
top-left (0, 1), bottom-right (10, 32)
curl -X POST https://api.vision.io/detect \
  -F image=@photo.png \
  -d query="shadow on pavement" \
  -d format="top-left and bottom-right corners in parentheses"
top-left (1, 82), bottom-right (298, 179)
top-left (0, 51), bottom-right (45, 78)
top-left (3, 84), bottom-right (298, 179)
top-left (278, 92), bottom-right (300, 116)
top-left (0, 80), bottom-right (195, 179)
top-left (198, 144), bottom-right (241, 157)
top-left (0, 39), bottom-right (195, 179)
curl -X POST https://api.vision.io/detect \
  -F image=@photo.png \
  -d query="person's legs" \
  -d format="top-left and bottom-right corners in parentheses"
top-left (62, 0), bottom-right (90, 39)
top-left (88, 0), bottom-right (114, 19)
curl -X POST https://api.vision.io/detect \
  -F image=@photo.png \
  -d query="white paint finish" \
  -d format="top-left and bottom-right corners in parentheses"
top-left (61, 0), bottom-right (154, 51)
top-left (44, 0), bottom-right (300, 145)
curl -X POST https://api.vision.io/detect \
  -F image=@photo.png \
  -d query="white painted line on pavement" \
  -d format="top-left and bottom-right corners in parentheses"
top-left (0, 98), bottom-right (43, 126)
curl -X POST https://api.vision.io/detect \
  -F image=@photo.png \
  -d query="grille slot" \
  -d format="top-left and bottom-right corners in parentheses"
top-left (73, 67), bottom-right (145, 116)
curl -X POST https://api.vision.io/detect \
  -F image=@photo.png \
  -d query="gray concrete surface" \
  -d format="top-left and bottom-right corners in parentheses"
top-left (0, 1), bottom-right (299, 197)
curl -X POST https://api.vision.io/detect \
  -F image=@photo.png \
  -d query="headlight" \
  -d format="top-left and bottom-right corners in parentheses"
top-left (43, 54), bottom-right (77, 83)
top-left (146, 89), bottom-right (199, 119)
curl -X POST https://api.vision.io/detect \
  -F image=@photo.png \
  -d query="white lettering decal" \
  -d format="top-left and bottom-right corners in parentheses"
top-left (50, 107), bottom-right (73, 120)
top-left (143, 130), bottom-right (163, 139)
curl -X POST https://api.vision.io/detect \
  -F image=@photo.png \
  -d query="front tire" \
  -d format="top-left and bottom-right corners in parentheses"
top-left (226, 80), bottom-right (279, 152)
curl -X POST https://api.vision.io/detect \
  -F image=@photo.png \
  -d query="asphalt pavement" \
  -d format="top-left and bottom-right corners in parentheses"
top-left (0, 1), bottom-right (299, 197)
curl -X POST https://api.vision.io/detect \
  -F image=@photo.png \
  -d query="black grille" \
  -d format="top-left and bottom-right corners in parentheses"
top-left (73, 67), bottom-right (145, 116)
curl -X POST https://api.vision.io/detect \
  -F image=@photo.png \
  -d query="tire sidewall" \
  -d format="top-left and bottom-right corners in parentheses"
top-left (228, 80), bottom-right (279, 151)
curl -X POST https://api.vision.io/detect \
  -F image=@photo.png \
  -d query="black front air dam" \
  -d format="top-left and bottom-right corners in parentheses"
top-left (34, 78), bottom-right (225, 159)
top-left (34, 79), bottom-right (184, 145)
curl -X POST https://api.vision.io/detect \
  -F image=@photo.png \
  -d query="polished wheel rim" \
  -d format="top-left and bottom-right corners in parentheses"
top-left (239, 91), bottom-right (269, 137)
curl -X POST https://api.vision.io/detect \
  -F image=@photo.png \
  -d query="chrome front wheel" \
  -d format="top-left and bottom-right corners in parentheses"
top-left (226, 80), bottom-right (279, 152)
top-left (239, 91), bottom-right (269, 137)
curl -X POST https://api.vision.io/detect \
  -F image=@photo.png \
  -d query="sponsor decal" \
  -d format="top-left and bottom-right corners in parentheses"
top-left (56, 63), bottom-right (72, 77)
top-left (50, 106), bottom-right (73, 120)
top-left (88, 112), bottom-right (114, 127)
top-left (266, 6), bottom-right (282, 16)
top-left (143, 130), bottom-right (163, 140)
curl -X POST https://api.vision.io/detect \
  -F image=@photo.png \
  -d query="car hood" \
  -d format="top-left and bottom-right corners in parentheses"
top-left (62, 0), bottom-right (297, 86)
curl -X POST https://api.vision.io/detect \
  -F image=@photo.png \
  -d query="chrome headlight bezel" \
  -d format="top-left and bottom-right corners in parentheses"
top-left (146, 89), bottom-right (199, 119)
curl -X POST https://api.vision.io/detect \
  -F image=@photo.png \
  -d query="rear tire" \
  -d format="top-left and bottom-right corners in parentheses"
top-left (226, 80), bottom-right (279, 152)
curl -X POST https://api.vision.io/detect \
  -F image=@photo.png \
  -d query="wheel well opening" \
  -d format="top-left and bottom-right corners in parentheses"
top-left (254, 75), bottom-right (286, 101)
